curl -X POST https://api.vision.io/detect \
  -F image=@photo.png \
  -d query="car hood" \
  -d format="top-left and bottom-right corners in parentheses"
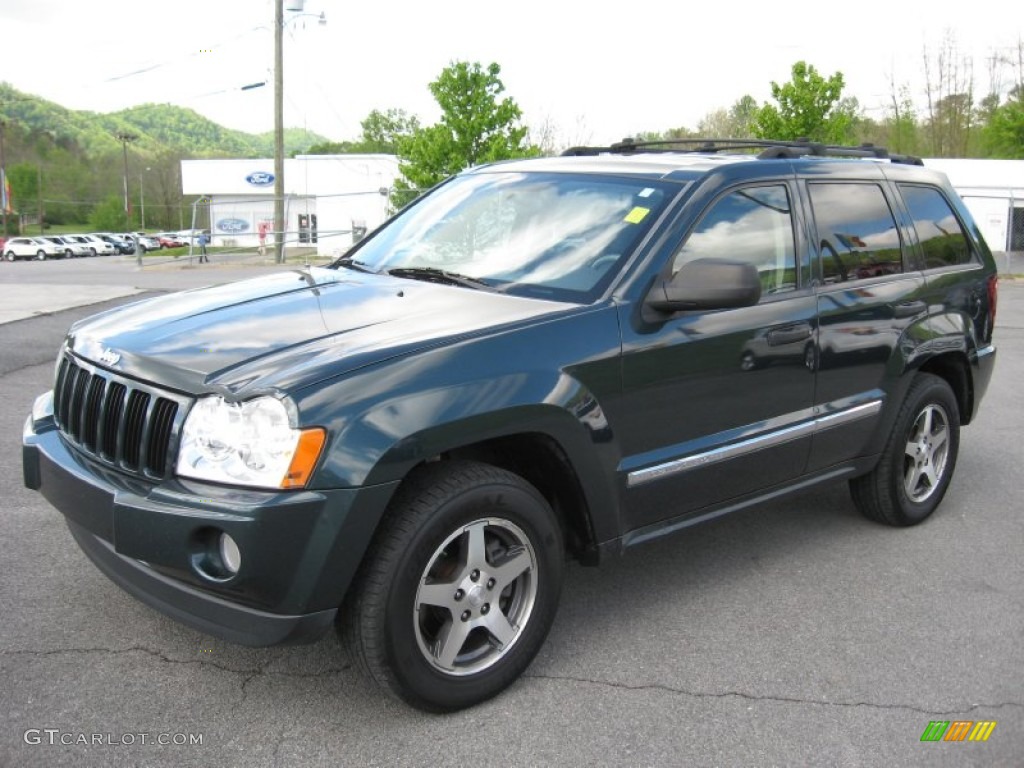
top-left (67, 267), bottom-right (569, 395)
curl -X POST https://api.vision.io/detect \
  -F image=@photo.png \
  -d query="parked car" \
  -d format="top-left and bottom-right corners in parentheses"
top-left (122, 233), bottom-right (160, 253)
top-left (63, 234), bottom-right (116, 257)
top-left (155, 232), bottom-right (187, 248)
top-left (175, 229), bottom-right (205, 245)
top-left (42, 236), bottom-right (91, 258)
top-left (22, 138), bottom-right (999, 712)
top-left (4, 236), bottom-right (65, 261)
top-left (91, 233), bottom-right (135, 255)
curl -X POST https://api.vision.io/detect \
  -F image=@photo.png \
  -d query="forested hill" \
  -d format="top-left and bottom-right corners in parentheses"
top-left (0, 83), bottom-right (328, 158)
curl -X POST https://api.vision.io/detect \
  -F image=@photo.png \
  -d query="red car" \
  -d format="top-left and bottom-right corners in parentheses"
top-left (157, 233), bottom-right (186, 248)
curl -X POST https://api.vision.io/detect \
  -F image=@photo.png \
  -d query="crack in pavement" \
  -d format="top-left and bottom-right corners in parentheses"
top-left (523, 672), bottom-right (1024, 716)
top-left (1, 646), bottom-right (351, 696)
top-left (0, 358), bottom-right (63, 379)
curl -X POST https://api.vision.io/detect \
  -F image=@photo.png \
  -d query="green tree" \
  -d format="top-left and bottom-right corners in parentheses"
top-left (6, 162), bottom-right (38, 211)
top-left (981, 88), bottom-right (1024, 158)
top-left (305, 108), bottom-right (419, 155)
top-left (88, 194), bottom-right (132, 232)
top-left (394, 61), bottom-right (538, 206)
top-left (753, 61), bottom-right (856, 143)
top-left (360, 108), bottom-right (420, 154)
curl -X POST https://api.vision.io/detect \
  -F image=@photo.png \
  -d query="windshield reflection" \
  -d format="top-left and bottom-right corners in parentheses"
top-left (346, 172), bottom-right (673, 302)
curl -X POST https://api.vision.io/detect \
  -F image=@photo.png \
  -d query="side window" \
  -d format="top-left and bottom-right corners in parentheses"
top-left (672, 184), bottom-right (797, 295)
top-left (809, 183), bottom-right (902, 284)
top-left (898, 184), bottom-right (974, 269)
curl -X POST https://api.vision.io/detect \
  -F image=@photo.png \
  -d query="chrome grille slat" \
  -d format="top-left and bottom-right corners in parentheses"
top-left (102, 382), bottom-right (127, 460)
top-left (148, 399), bottom-right (178, 475)
top-left (82, 375), bottom-right (105, 450)
top-left (53, 354), bottom-right (187, 480)
top-left (122, 390), bottom-right (150, 470)
top-left (68, 366), bottom-right (90, 439)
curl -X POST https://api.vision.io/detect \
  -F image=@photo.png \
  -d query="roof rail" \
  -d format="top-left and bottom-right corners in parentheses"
top-left (560, 137), bottom-right (924, 166)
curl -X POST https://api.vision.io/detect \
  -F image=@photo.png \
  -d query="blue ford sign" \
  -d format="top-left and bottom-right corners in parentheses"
top-left (217, 218), bottom-right (250, 233)
top-left (245, 171), bottom-right (275, 186)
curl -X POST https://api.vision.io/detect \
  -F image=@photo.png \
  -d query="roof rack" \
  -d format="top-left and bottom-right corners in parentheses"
top-left (560, 137), bottom-right (924, 166)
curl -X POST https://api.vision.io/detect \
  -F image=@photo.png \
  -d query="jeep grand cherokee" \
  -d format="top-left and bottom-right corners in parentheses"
top-left (23, 138), bottom-right (998, 711)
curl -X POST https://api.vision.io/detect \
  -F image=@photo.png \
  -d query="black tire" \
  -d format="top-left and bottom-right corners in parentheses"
top-left (5, 251), bottom-right (15, 262)
top-left (64, 249), bottom-right (73, 259)
top-left (850, 373), bottom-right (960, 526)
top-left (89, 248), bottom-right (97, 257)
top-left (340, 460), bottom-right (563, 712)
top-left (36, 250), bottom-right (46, 260)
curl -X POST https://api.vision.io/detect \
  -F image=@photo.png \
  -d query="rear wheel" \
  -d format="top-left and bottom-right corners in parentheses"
top-left (850, 373), bottom-right (960, 526)
top-left (341, 460), bottom-right (563, 712)
top-left (5, 251), bottom-right (15, 262)
top-left (64, 249), bottom-right (73, 259)
top-left (89, 248), bottom-right (97, 257)
top-left (36, 250), bottom-right (46, 260)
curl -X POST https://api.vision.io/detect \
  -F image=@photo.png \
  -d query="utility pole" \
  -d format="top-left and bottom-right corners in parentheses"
top-left (115, 132), bottom-right (137, 232)
top-left (0, 119), bottom-right (8, 238)
top-left (37, 165), bottom-right (43, 234)
top-left (274, 0), bottom-right (285, 263)
top-left (140, 167), bottom-right (150, 230)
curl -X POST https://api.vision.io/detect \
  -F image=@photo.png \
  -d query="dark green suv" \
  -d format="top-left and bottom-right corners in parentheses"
top-left (22, 139), bottom-right (998, 711)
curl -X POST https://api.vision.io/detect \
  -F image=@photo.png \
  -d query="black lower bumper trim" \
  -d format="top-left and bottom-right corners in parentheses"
top-left (66, 519), bottom-right (336, 647)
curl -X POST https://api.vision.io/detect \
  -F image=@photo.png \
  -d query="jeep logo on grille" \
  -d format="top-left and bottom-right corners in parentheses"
top-left (99, 348), bottom-right (121, 366)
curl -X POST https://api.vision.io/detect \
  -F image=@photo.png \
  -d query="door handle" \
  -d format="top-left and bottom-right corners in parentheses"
top-left (893, 301), bottom-right (927, 318)
top-left (767, 323), bottom-right (813, 346)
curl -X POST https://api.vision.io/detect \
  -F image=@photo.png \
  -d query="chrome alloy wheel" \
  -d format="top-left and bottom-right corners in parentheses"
top-left (414, 518), bottom-right (538, 676)
top-left (903, 403), bottom-right (950, 503)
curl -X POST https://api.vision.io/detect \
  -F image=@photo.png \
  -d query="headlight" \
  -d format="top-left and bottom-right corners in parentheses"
top-left (176, 395), bottom-right (325, 489)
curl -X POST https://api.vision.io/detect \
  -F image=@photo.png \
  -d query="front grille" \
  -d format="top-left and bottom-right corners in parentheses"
top-left (53, 354), bottom-right (190, 479)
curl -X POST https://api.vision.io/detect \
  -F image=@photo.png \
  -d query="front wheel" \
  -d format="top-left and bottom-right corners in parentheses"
top-left (341, 460), bottom-right (564, 712)
top-left (850, 373), bottom-right (960, 526)
top-left (36, 250), bottom-right (46, 260)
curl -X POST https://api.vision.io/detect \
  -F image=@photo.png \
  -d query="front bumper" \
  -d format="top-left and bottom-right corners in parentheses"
top-left (23, 401), bottom-right (398, 647)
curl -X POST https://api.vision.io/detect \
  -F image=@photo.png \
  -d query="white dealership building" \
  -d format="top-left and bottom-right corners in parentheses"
top-left (180, 154), bottom-right (400, 256)
top-left (924, 158), bottom-right (1024, 254)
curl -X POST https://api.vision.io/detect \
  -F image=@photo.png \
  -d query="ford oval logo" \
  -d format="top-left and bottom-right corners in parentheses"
top-left (217, 218), bottom-right (250, 233)
top-left (245, 171), bottom-right (275, 186)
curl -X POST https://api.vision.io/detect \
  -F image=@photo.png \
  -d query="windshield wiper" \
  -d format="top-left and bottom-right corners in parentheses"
top-left (335, 257), bottom-right (377, 274)
top-left (387, 267), bottom-right (495, 291)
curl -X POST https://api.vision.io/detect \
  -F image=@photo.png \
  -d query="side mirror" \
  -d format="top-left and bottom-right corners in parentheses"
top-left (645, 258), bottom-right (762, 313)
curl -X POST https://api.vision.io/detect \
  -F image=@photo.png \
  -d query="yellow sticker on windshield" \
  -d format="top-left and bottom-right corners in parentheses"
top-left (624, 206), bottom-right (650, 224)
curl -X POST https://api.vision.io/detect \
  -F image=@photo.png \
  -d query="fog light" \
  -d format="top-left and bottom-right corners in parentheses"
top-left (219, 533), bottom-right (241, 574)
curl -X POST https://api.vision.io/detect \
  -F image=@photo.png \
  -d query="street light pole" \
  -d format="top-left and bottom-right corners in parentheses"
top-left (115, 132), bottom-right (137, 232)
top-left (273, 0), bottom-right (285, 264)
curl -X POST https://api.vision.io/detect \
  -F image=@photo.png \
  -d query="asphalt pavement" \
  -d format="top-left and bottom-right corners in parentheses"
top-left (1, 256), bottom-right (1022, 766)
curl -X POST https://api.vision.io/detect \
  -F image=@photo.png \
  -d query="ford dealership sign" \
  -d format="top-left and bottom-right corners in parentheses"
top-left (216, 218), bottom-right (250, 233)
top-left (245, 171), bottom-right (275, 186)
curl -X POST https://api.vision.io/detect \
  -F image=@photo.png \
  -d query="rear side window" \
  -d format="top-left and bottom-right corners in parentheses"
top-left (809, 183), bottom-right (902, 284)
top-left (672, 184), bottom-right (797, 295)
top-left (899, 185), bottom-right (974, 269)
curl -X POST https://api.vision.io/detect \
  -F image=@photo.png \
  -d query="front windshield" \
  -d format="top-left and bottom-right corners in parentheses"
top-left (344, 171), bottom-right (675, 302)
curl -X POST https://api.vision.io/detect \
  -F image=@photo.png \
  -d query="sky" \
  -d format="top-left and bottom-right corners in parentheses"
top-left (1, 0), bottom-right (1021, 149)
